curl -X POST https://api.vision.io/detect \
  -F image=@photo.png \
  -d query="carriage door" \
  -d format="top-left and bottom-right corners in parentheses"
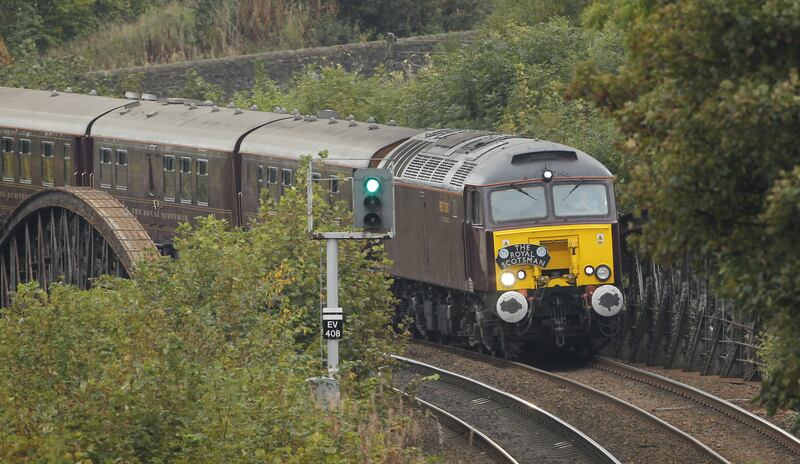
top-left (464, 187), bottom-right (488, 292)
top-left (147, 145), bottom-right (160, 218)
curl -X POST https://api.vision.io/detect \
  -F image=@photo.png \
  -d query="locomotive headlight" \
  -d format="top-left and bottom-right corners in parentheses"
top-left (516, 270), bottom-right (527, 280)
top-left (584, 265), bottom-right (595, 276)
top-left (500, 272), bottom-right (516, 287)
top-left (596, 265), bottom-right (611, 281)
top-left (543, 169), bottom-right (554, 182)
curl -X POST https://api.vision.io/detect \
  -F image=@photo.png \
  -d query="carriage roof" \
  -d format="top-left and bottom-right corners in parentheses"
top-left (239, 117), bottom-right (422, 168)
top-left (0, 87), bottom-right (134, 136)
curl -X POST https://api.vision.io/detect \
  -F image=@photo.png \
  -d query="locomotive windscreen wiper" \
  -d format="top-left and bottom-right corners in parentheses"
top-left (510, 183), bottom-right (538, 201)
top-left (561, 179), bottom-right (585, 201)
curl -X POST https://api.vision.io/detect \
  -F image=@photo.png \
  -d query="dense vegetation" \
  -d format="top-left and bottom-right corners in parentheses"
top-left (0, 0), bottom-right (491, 70)
top-left (0, 160), bottom-right (430, 462)
top-left (1, 0), bottom-right (799, 447)
top-left (571, 0), bottom-right (800, 423)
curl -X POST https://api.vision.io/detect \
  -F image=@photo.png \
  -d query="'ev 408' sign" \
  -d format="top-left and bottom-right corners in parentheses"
top-left (495, 244), bottom-right (551, 269)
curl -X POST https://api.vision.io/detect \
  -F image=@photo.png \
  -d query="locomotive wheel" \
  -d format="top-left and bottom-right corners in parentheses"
top-left (0, 188), bottom-right (156, 306)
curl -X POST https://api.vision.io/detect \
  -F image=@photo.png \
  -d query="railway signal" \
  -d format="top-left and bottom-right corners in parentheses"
top-left (353, 168), bottom-right (394, 236)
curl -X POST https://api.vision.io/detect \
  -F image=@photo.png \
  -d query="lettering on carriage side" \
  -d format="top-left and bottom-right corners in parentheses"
top-left (0, 191), bottom-right (29, 201)
top-left (495, 244), bottom-right (551, 269)
top-left (128, 207), bottom-right (188, 223)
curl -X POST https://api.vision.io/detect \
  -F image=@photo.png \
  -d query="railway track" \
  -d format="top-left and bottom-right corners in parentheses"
top-left (547, 356), bottom-right (800, 464)
top-left (392, 355), bottom-right (620, 464)
top-left (404, 340), bottom-right (727, 464)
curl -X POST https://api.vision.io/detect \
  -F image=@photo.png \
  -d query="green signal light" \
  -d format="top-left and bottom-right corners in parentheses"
top-left (365, 177), bottom-right (381, 193)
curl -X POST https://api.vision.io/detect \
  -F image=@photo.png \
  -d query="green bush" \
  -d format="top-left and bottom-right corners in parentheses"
top-left (0, 158), bottom-right (424, 462)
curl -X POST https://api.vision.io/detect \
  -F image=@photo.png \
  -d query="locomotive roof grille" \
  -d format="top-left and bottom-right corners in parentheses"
top-left (391, 139), bottom-right (432, 174)
top-left (450, 162), bottom-right (477, 188)
top-left (511, 150), bottom-right (578, 164)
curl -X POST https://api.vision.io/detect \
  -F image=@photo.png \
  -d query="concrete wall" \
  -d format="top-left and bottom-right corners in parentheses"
top-left (89, 31), bottom-right (476, 98)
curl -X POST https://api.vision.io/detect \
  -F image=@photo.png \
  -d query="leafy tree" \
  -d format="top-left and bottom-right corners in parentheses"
top-left (571, 0), bottom-right (800, 420)
top-left (0, 158), bottom-right (422, 461)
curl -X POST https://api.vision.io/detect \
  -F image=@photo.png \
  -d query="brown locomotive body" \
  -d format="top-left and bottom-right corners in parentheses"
top-left (0, 86), bottom-right (623, 353)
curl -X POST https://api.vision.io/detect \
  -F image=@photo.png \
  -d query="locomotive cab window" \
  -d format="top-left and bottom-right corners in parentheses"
top-left (2, 137), bottom-right (14, 182)
top-left (490, 185), bottom-right (546, 223)
top-left (63, 144), bottom-right (72, 186)
top-left (179, 157), bottom-right (192, 204)
top-left (163, 155), bottom-right (176, 201)
top-left (116, 150), bottom-right (128, 190)
top-left (553, 183), bottom-right (608, 217)
top-left (197, 159), bottom-right (208, 206)
top-left (19, 139), bottom-right (31, 184)
top-left (41, 141), bottom-right (55, 186)
top-left (467, 190), bottom-right (483, 225)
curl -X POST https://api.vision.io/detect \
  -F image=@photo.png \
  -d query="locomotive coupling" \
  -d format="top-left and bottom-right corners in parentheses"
top-left (590, 285), bottom-right (624, 317)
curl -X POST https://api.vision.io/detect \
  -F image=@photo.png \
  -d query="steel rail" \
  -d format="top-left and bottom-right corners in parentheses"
top-left (594, 356), bottom-right (800, 458)
top-left (407, 340), bottom-right (729, 464)
top-left (395, 388), bottom-right (519, 464)
top-left (392, 354), bottom-right (621, 464)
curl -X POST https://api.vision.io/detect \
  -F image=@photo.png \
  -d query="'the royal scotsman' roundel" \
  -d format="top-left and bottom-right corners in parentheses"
top-left (591, 285), bottom-right (624, 317)
top-left (496, 291), bottom-right (529, 323)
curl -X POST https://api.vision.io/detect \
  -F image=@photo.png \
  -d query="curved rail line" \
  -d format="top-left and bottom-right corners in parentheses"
top-left (406, 340), bottom-right (728, 464)
top-left (592, 357), bottom-right (800, 459)
top-left (398, 390), bottom-right (518, 464)
top-left (392, 354), bottom-right (621, 464)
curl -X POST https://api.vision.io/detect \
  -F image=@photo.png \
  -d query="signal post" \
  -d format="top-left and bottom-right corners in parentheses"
top-left (307, 167), bottom-right (395, 406)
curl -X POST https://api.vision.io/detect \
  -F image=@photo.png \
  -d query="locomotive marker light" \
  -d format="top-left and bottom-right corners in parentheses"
top-left (595, 265), bottom-right (611, 281)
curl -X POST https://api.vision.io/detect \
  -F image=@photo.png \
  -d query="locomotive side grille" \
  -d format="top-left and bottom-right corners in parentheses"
top-left (450, 162), bottom-right (476, 188)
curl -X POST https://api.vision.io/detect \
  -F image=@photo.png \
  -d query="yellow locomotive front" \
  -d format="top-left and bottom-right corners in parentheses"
top-left (483, 171), bottom-right (623, 348)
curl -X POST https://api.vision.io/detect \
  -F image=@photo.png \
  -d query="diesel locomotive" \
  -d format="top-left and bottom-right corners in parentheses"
top-left (0, 86), bottom-right (623, 354)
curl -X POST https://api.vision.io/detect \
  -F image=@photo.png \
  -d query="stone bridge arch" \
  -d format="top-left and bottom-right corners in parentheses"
top-left (0, 188), bottom-right (156, 305)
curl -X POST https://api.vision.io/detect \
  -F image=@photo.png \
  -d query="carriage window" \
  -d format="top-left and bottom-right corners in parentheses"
top-left (268, 166), bottom-right (277, 184)
top-left (553, 183), bottom-right (608, 217)
top-left (19, 139), bottom-right (31, 184)
top-left (257, 164), bottom-right (265, 199)
top-left (63, 144), bottom-right (72, 186)
top-left (179, 157), bottom-right (192, 204)
top-left (99, 147), bottom-right (112, 188)
top-left (490, 185), bottom-right (547, 223)
top-left (163, 155), bottom-right (176, 201)
top-left (468, 190), bottom-right (483, 225)
top-left (2, 137), bottom-right (13, 182)
top-left (116, 150), bottom-right (128, 190)
top-left (41, 142), bottom-right (55, 186)
top-left (282, 168), bottom-right (292, 186)
top-left (197, 159), bottom-right (208, 206)
top-left (330, 177), bottom-right (340, 193)
top-left (312, 173), bottom-right (321, 185)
